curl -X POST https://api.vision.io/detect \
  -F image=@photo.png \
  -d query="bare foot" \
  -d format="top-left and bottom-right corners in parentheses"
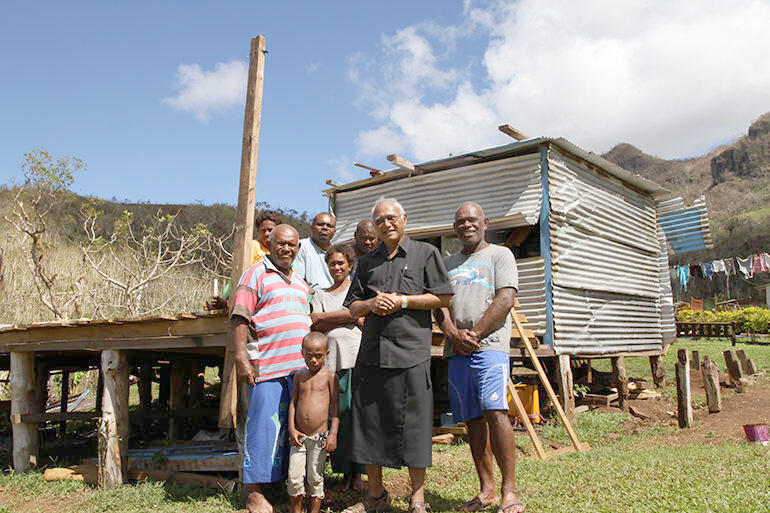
top-left (245, 490), bottom-right (274, 513)
top-left (350, 474), bottom-right (365, 493)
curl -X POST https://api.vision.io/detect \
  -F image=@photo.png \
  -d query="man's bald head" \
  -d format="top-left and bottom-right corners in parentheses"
top-left (354, 219), bottom-right (378, 256)
top-left (268, 224), bottom-right (300, 273)
top-left (269, 224), bottom-right (299, 243)
top-left (455, 202), bottom-right (485, 219)
top-left (454, 202), bottom-right (489, 253)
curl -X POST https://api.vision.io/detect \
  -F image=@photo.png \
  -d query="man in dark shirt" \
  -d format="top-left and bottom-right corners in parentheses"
top-left (344, 198), bottom-right (453, 513)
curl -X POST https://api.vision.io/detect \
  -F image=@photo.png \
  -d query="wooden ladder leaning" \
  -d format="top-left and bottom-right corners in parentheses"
top-left (507, 300), bottom-right (590, 460)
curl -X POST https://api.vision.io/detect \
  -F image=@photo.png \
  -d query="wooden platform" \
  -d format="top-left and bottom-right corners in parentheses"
top-left (87, 442), bottom-right (240, 473)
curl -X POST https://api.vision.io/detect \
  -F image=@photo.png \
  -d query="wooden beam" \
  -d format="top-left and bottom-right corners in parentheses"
top-left (610, 356), bottom-right (629, 412)
top-left (701, 356), bottom-right (722, 413)
top-left (10, 352), bottom-right (38, 471)
top-left (555, 355), bottom-right (576, 422)
top-left (99, 350), bottom-right (129, 488)
top-left (158, 364), bottom-right (171, 409)
top-left (168, 360), bottom-right (188, 441)
top-left (498, 124), bottom-right (530, 141)
top-left (138, 362), bottom-right (153, 408)
top-left (675, 349), bottom-right (693, 428)
top-left (386, 154), bottom-right (419, 174)
top-left (353, 162), bottom-right (383, 176)
top-left (220, 35), bottom-right (267, 430)
top-left (13, 411), bottom-right (98, 423)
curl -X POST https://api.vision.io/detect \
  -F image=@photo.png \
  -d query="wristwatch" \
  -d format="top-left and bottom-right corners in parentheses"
top-left (401, 295), bottom-right (408, 309)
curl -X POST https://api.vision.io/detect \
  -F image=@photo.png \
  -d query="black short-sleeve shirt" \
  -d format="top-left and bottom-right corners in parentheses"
top-left (344, 236), bottom-right (453, 369)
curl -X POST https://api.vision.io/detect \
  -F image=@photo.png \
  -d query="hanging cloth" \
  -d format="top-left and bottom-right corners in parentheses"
top-left (677, 265), bottom-right (690, 291)
top-left (712, 259), bottom-right (726, 274)
top-left (701, 262), bottom-right (714, 280)
top-left (753, 254), bottom-right (768, 273)
top-left (724, 257), bottom-right (737, 276)
top-left (690, 264), bottom-right (704, 279)
top-left (737, 256), bottom-right (753, 278)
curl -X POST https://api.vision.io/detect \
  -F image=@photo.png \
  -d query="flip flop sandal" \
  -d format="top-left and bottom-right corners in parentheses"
top-left (342, 490), bottom-right (391, 513)
top-left (498, 502), bottom-right (526, 513)
top-left (461, 498), bottom-right (495, 512)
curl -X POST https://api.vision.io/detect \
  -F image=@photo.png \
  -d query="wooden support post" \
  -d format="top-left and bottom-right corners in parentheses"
top-left (138, 362), bottom-right (153, 408)
top-left (649, 354), bottom-right (666, 387)
top-left (675, 349), bottom-right (693, 428)
top-left (610, 356), bottom-right (629, 412)
top-left (96, 360), bottom-right (104, 416)
top-left (168, 360), bottom-right (188, 441)
top-left (158, 364), bottom-right (171, 408)
top-left (220, 35), bottom-right (267, 430)
top-left (723, 350), bottom-right (745, 393)
top-left (59, 370), bottom-right (70, 437)
top-left (189, 361), bottom-right (205, 408)
top-left (10, 352), bottom-right (39, 471)
top-left (701, 356), bottom-right (722, 413)
top-left (691, 350), bottom-right (700, 371)
top-left (36, 361), bottom-right (49, 413)
top-left (99, 350), bottom-right (129, 488)
top-left (555, 355), bottom-right (576, 422)
top-left (746, 359), bottom-right (758, 375)
top-left (735, 350), bottom-right (751, 375)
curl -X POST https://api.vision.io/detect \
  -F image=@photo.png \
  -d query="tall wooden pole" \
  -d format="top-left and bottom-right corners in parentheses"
top-left (219, 35), bottom-right (267, 429)
top-left (10, 352), bottom-right (38, 471)
top-left (99, 350), bottom-right (129, 488)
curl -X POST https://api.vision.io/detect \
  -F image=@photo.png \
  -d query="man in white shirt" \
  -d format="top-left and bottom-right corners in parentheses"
top-left (293, 212), bottom-right (336, 290)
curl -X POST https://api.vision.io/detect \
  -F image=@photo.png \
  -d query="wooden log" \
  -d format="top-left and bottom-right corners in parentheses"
top-left (168, 360), bottom-right (188, 441)
top-left (498, 124), bottom-right (530, 141)
top-left (555, 355), bottom-right (576, 422)
top-left (701, 356), bottom-right (722, 413)
top-left (386, 154), bottom-right (419, 174)
top-left (432, 433), bottom-right (454, 445)
top-left (691, 350), bottom-right (700, 371)
top-left (59, 370), bottom-right (69, 437)
top-left (10, 352), bottom-right (39, 471)
top-left (736, 350), bottom-right (751, 375)
top-left (220, 35), bottom-right (267, 430)
top-left (99, 350), bottom-right (129, 488)
top-left (675, 349), bottom-right (693, 428)
top-left (723, 350), bottom-right (745, 393)
top-left (138, 362), bottom-right (152, 408)
top-left (649, 354), bottom-right (666, 387)
top-left (610, 356), bottom-right (629, 412)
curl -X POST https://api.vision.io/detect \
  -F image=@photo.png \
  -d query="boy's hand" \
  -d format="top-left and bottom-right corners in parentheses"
top-left (289, 428), bottom-right (304, 447)
top-left (323, 434), bottom-right (337, 453)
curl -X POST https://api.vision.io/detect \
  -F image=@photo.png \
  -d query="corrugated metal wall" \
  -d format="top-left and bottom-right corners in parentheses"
top-left (548, 149), bottom-right (663, 354)
top-left (331, 154), bottom-right (543, 242)
top-left (656, 220), bottom-right (677, 345)
top-left (657, 195), bottom-right (714, 254)
top-left (516, 257), bottom-right (546, 336)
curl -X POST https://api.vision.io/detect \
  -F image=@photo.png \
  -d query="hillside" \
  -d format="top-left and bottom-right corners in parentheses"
top-left (602, 112), bottom-right (770, 265)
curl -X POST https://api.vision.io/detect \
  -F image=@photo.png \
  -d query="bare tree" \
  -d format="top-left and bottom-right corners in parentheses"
top-left (3, 149), bottom-right (86, 320)
top-left (81, 207), bottom-right (209, 317)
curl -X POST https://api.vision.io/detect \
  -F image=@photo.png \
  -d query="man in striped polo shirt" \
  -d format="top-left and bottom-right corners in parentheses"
top-left (231, 224), bottom-right (311, 513)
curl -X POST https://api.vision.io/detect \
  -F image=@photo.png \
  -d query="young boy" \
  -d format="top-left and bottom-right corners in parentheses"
top-left (288, 331), bottom-right (340, 513)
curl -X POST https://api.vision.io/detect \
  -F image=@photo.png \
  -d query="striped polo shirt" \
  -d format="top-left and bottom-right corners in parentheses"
top-left (231, 256), bottom-right (311, 382)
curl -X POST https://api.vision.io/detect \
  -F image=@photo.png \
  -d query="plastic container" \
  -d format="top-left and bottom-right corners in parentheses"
top-left (743, 424), bottom-right (769, 443)
top-left (440, 412), bottom-right (454, 427)
top-left (508, 383), bottom-right (541, 424)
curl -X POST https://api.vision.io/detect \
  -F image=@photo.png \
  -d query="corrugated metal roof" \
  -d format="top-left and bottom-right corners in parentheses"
top-left (331, 154), bottom-right (542, 242)
top-left (325, 137), bottom-right (670, 199)
top-left (657, 195), bottom-right (714, 254)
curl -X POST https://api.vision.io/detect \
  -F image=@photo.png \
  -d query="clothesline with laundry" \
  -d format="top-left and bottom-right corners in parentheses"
top-left (672, 252), bottom-right (770, 291)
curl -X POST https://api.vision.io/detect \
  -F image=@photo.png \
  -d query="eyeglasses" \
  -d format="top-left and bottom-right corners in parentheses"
top-left (374, 214), bottom-right (403, 226)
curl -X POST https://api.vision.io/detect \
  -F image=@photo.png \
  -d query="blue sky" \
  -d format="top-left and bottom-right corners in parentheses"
top-left (2, 1), bottom-right (770, 215)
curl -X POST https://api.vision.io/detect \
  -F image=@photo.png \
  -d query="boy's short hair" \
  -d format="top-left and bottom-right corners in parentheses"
top-left (324, 243), bottom-right (356, 264)
top-left (302, 331), bottom-right (328, 349)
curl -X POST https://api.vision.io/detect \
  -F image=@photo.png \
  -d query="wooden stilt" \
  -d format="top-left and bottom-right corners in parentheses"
top-left (610, 356), bottom-right (629, 412)
top-left (138, 362), bottom-right (152, 408)
top-left (675, 349), bottom-right (693, 428)
top-left (169, 360), bottom-right (188, 441)
top-left (99, 350), bottom-right (129, 488)
top-left (158, 364), bottom-right (171, 408)
top-left (219, 35), bottom-right (268, 430)
top-left (10, 352), bottom-right (39, 471)
top-left (701, 356), bottom-right (721, 413)
top-left (555, 355), bottom-right (576, 422)
top-left (649, 354), bottom-right (666, 388)
top-left (59, 370), bottom-right (70, 437)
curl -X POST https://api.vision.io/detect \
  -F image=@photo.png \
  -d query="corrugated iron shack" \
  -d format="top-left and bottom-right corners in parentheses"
top-left (326, 136), bottom-right (711, 405)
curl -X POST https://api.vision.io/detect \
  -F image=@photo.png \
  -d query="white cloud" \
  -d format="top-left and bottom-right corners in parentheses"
top-left (306, 61), bottom-right (322, 74)
top-left (328, 156), bottom-right (359, 181)
top-left (351, 0), bottom-right (770, 161)
top-left (163, 60), bottom-right (247, 121)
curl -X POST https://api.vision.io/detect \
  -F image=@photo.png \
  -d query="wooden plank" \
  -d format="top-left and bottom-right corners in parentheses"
top-left (353, 162), bottom-right (383, 176)
top-left (10, 352), bottom-right (38, 471)
top-left (432, 426), bottom-right (468, 436)
top-left (507, 379), bottom-right (546, 460)
top-left (580, 392), bottom-right (618, 406)
top-left (555, 355), bottom-right (576, 421)
top-left (649, 354), bottom-right (666, 387)
top-left (12, 411), bottom-right (98, 424)
top-left (431, 433), bottom-right (455, 445)
top-left (543, 442), bottom-right (590, 460)
top-left (99, 350), bottom-right (129, 488)
top-left (498, 124), bottom-right (529, 141)
top-left (701, 356), bottom-right (722, 413)
top-left (675, 349), bottom-right (693, 428)
top-left (386, 154), bottom-right (419, 174)
top-left (168, 361), bottom-right (188, 441)
top-left (220, 35), bottom-right (267, 431)
top-left (610, 356), bottom-right (629, 412)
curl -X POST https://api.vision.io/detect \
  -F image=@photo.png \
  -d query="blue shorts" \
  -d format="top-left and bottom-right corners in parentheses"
top-left (448, 350), bottom-right (510, 423)
top-left (243, 376), bottom-right (293, 484)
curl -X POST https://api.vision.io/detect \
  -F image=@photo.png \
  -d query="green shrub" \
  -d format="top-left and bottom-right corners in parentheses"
top-left (677, 307), bottom-right (770, 333)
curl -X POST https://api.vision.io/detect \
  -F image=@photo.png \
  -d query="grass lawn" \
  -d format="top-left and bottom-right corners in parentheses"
top-left (2, 339), bottom-right (769, 513)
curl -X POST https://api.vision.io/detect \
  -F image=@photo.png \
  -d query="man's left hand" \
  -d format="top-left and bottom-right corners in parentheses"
top-left (373, 292), bottom-right (400, 316)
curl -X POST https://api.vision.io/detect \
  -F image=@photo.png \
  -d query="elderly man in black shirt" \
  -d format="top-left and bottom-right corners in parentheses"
top-left (344, 198), bottom-right (453, 513)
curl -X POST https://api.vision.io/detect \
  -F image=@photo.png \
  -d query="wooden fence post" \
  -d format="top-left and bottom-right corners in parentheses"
top-left (735, 350), bottom-right (751, 375)
top-left (649, 354), bottom-right (666, 388)
top-left (723, 350), bottom-right (745, 393)
top-left (691, 350), bottom-right (700, 371)
top-left (10, 352), bottom-right (39, 471)
top-left (555, 355), bottom-right (576, 422)
top-left (675, 349), bottom-right (693, 428)
top-left (611, 356), bottom-right (629, 411)
top-left (701, 356), bottom-right (721, 413)
top-left (99, 350), bottom-right (129, 488)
